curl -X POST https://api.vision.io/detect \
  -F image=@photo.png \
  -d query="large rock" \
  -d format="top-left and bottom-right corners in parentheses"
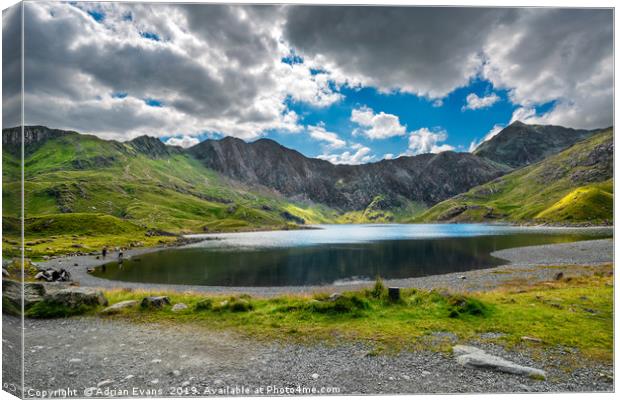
top-left (44, 287), bottom-right (108, 308)
top-left (141, 296), bottom-right (171, 309)
top-left (2, 279), bottom-right (47, 310)
top-left (453, 345), bottom-right (546, 380)
top-left (100, 300), bottom-right (139, 315)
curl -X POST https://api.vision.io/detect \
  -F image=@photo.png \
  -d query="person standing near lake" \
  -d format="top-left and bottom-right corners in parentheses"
top-left (102, 246), bottom-right (108, 259)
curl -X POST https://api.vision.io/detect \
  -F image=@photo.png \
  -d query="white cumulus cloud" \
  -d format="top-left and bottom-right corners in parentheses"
top-left (318, 143), bottom-right (375, 165)
top-left (407, 128), bottom-right (455, 155)
top-left (462, 92), bottom-right (500, 111)
top-left (350, 106), bottom-right (407, 139)
top-left (307, 123), bottom-right (345, 149)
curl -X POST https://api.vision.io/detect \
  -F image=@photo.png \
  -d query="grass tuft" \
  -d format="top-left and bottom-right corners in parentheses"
top-left (447, 295), bottom-right (490, 318)
top-left (25, 301), bottom-right (95, 319)
top-left (194, 298), bottom-right (214, 311)
top-left (368, 276), bottom-right (387, 299)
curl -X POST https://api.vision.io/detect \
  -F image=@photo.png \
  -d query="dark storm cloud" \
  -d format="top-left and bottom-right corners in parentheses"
top-left (284, 6), bottom-right (517, 97)
top-left (3, 4), bottom-right (22, 128)
top-left (180, 4), bottom-right (282, 68)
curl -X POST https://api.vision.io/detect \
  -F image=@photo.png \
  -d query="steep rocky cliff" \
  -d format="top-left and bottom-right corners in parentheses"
top-left (188, 137), bottom-right (509, 210)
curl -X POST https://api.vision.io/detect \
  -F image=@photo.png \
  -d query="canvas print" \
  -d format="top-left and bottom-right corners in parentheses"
top-left (1, 1), bottom-right (614, 398)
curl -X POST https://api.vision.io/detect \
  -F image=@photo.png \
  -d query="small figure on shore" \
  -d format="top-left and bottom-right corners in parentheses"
top-left (118, 250), bottom-right (124, 264)
top-left (102, 246), bottom-right (108, 259)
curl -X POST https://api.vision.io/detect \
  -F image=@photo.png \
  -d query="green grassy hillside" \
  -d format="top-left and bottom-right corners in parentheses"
top-left (416, 129), bottom-right (613, 224)
top-left (2, 132), bottom-right (340, 256)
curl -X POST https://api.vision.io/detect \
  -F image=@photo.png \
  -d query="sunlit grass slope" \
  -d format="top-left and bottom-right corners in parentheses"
top-left (2, 132), bottom-right (339, 256)
top-left (416, 129), bottom-right (613, 224)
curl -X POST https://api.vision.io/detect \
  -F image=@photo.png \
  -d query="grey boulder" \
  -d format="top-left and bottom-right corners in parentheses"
top-left (44, 287), bottom-right (108, 308)
top-left (2, 280), bottom-right (47, 309)
top-left (141, 296), bottom-right (171, 309)
top-left (101, 300), bottom-right (139, 315)
top-left (453, 345), bottom-right (546, 380)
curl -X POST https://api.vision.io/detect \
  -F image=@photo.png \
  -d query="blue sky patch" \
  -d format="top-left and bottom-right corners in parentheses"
top-left (281, 53), bottom-right (304, 65)
top-left (87, 10), bottom-right (105, 23)
top-left (140, 31), bottom-right (161, 41)
top-left (268, 78), bottom-right (522, 159)
top-left (144, 98), bottom-right (164, 107)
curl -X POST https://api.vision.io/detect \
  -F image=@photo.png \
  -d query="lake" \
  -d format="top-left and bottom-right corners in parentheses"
top-left (92, 224), bottom-right (612, 287)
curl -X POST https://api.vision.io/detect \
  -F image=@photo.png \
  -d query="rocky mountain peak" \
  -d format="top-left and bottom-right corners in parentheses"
top-left (474, 122), bottom-right (598, 168)
top-left (2, 126), bottom-right (77, 155)
top-left (129, 135), bottom-right (178, 158)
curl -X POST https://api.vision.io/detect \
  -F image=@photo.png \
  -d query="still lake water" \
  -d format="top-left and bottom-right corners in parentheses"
top-left (93, 224), bottom-right (612, 287)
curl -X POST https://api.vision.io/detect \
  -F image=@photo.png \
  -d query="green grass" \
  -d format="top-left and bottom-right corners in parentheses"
top-left (73, 268), bottom-right (614, 362)
top-left (2, 132), bottom-right (346, 256)
top-left (536, 183), bottom-right (613, 221)
top-left (416, 129), bottom-right (613, 224)
top-left (25, 301), bottom-right (96, 319)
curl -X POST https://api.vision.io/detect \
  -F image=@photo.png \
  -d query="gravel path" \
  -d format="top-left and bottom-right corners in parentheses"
top-left (38, 238), bottom-right (614, 296)
top-left (3, 315), bottom-right (611, 397)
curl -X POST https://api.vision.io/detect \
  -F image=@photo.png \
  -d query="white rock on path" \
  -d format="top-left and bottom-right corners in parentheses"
top-left (453, 345), bottom-right (546, 380)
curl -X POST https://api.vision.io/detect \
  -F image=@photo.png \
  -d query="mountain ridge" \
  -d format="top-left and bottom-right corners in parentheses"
top-left (3, 125), bottom-right (510, 211)
top-left (473, 120), bottom-right (604, 168)
top-left (3, 122), bottom-right (610, 215)
top-left (188, 135), bottom-right (509, 209)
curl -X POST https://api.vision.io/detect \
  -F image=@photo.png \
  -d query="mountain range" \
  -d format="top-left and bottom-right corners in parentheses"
top-left (1, 121), bottom-right (613, 255)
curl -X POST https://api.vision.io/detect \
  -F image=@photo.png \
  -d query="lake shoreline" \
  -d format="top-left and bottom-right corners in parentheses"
top-left (38, 231), bottom-right (613, 296)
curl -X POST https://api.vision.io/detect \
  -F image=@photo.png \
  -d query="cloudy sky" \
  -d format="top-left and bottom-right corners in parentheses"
top-left (2, 2), bottom-right (613, 163)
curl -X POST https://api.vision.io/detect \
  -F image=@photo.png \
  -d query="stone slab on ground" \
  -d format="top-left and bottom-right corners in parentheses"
top-left (453, 345), bottom-right (546, 380)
